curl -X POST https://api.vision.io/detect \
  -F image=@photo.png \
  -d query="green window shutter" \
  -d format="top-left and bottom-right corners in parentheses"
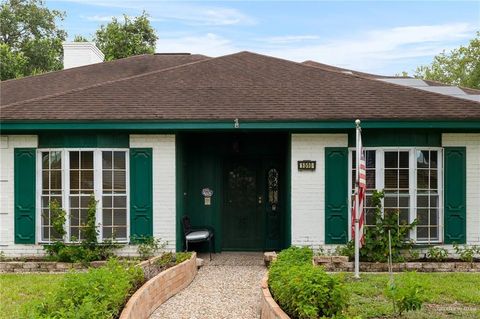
top-left (444, 147), bottom-right (466, 244)
top-left (130, 148), bottom-right (153, 239)
top-left (14, 148), bottom-right (36, 244)
top-left (325, 147), bottom-right (348, 244)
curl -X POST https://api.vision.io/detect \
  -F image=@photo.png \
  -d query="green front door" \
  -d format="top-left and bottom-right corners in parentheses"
top-left (180, 133), bottom-right (287, 252)
top-left (222, 159), bottom-right (265, 250)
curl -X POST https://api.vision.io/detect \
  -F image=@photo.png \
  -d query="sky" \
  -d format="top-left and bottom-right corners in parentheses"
top-left (48, 0), bottom-right (480, 75)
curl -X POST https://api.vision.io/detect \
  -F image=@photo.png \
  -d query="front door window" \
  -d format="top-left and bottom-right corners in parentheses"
top-left (267, 168), bottom-right (279, 211)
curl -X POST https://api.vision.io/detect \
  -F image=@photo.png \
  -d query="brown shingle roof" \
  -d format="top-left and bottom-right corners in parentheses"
top-left (302, 60), bottom-right (398, 79)
top-left (304, 60), bottom-right (480, 96)
top-left (1, 51), bottom-right (479, 121)
top-left (0, 53), bottom-right (210, 105)
top-left (461, 86), bottom-right (480, 95)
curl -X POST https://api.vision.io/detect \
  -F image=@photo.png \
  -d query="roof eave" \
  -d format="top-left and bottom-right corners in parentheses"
top-left (1, 119), bottom-right (480, 132)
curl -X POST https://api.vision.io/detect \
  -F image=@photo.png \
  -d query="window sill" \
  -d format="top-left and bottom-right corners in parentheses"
top-left (413, 242), bottom-right (443, 248)
top-left (39, 241), bottom-right (130, 245)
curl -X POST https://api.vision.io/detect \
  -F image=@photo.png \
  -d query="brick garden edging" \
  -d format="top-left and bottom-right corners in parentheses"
top-left (313, 256), bottom-right (480, 272)
top-left (260, 273), bottom-right (290, 319)
top-left (119, 252), bottom-right (197, 319)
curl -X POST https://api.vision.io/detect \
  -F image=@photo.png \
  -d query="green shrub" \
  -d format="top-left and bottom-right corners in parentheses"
top-left (453, 244), bottom-right (479, 262)
top-left (175, 252), bottom-right (192, 264)
top-left (386, 272), bottom-right (424, 315)
top-left (335, 242), bottom-right (354, 259)
top-left (407, 249), bottom-right (420, 261)
top-left (426, 246), bottom-right (448, 261)
top-left (135, 236), bottom-right (167, 260)
top-left (274, 246), bottom-right (313, 266)
top-left (154, 252), bottom-right (192, 268)
top-left (348, 191), bottom-right (417, 263)
top-left (44, 241), bottom-right (119, 264)
top-left (154, 252), bottom-right (175, 268)
top-left (269, 247), bottom-right (349, 319)
top-left (49, 199), bottom-right (67, 239)
top-left (25, 259), bottom-right (144, 319)
top-left (43, 195), bottom-right (120, 264)
top-left (83, 195), bottom-right (99, 247)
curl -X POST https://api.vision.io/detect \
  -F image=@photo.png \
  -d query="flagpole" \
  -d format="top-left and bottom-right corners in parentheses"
top-left (354, 119), bottom-right (361, 279)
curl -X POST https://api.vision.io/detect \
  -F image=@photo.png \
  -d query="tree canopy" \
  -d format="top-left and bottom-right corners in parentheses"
top-left (73, 35), bottom-right (88, 42)
top-left (94, 12), bottom-right (157, 61)
top-left (414, 32), bottom-right (480, 89)
top-left (0, 0), bottom-right (66, 80)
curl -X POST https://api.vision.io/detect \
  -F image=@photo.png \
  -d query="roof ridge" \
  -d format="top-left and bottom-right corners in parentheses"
top-left (0, 54), bottom-right (155, 85)
top-left (0, 54), bottom-right (221, 109)
top-left (301, 59), bottom-right (480, 104)
top-left (302, 60), bottom-right (392, 78)
top-left (424, 78), bottom-right (480, 94)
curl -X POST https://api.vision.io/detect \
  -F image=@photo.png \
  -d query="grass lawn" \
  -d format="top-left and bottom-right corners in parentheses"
top-left (342, 272), bottom-right (480, 318)
top-left (0, 273), bottom-right (65, 319)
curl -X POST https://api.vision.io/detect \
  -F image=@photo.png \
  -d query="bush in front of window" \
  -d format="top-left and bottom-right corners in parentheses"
top-left (268, 247), bottom-right (349, 319)
top-left (44, 195), bottom-right (121, 264)
top-left (426, 246), bottom-right (449, 261)
top-left (134, 236), bottom-right (168, 260)
top-left (83, 195), bottom-right (100, 247)
top-left (48, 199), bottom-right (67, 239)
top-left (24, 258), bottom-right (144, 319)
top-left (337, 191), bottom-right (417, 263)
top-left (453, 244), bottom-right (480, 263)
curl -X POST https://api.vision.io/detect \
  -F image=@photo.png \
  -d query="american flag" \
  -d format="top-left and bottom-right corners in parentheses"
top-left (352, 134), bottom-right (366, 247)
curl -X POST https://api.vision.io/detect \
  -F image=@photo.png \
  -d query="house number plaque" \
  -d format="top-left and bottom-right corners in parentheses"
top-left (298, 160), bottom-right (316, 171)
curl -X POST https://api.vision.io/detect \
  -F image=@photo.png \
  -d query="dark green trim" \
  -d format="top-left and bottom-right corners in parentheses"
top-left (324, 147), bottom-right (349, 244)
top-left (2, 120), bottom-right (480, 132)
top-left (129, 148), bottom-right (153, 239)
top-left (348, 130), bottom-right (441, 147)
top-left (14, 148), bottom-right (36, 244)
top-left (444, 147), bottom-right (467, 244)
top-left (38, 133), bottom-right (129, 148)
top-left (175, 134), bottom-right (184, 252)
top-left (285, 133), bottom-right (292, 248)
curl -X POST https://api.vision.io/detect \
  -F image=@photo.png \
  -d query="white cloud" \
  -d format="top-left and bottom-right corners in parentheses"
top-left (156, 33), bottom-right (238, 57)
top-left (258, 23), bottom-right (477, 74)
top-left (259, 35), bottom-right (320, 44)
top-left (152, 5), bottom-right (255, 26)
top-left (68, 0), bottom-right (255, 26)
top-left (153, 23), bottom-right (476, 75)
top-left (82, 15), bottom-right (124, 22)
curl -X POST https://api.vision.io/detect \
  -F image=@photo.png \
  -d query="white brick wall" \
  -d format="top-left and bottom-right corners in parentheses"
top-left (442, 133), bottom-right (480, 245)
top-left (0, 135), bottom-right (43, 256)
top-left (291, 134), bottom-right (348, 249)
top-left (130, 135), bottom-right (176, 251)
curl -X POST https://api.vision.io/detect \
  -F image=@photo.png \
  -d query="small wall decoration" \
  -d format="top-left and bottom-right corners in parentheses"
top-left (201, 188), bottom-right (213, 197)
top-left (298, 160), bottom-right (316, 171)
top-left (201, 188), bottom-right (213, 206)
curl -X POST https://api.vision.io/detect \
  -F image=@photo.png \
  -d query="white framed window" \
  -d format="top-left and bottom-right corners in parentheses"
top-left (37, 149), bottom-right (129, 243)
top-left (39, 151), bottom-right (64, 242)
top-left (348, 147), bottom-right (443, 243)
top-left (101, 151), bottom-right (128, 240)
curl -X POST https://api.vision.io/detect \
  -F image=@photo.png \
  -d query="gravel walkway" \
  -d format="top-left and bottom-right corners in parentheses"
top-left (150, 252), bottom-right (266, 319)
